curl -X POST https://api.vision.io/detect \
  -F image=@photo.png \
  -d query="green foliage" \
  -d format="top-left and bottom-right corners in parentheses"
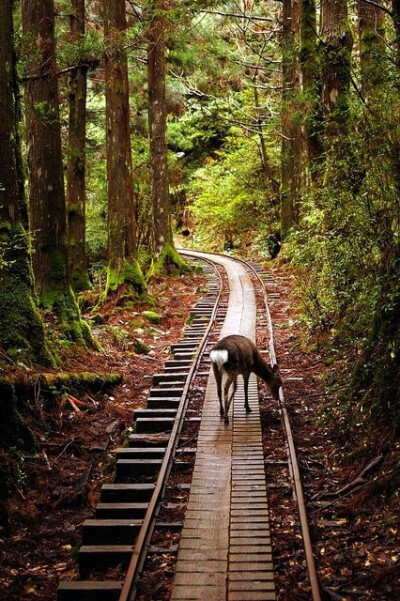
top-left (189, 133), bottom-right (279, 250)
top-left (286, 62), bottom-right (400, 426)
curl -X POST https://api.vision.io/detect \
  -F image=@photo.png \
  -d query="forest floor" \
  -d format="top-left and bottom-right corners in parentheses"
top-left (0, 259), bottom-right (399, 601)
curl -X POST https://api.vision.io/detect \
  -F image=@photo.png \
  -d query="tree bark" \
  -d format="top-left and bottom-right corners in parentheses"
top-left (253, 71), bottom-right (280, 198)
top-left (280, 0), bottom-right (303, 237)
top-left (300, 0), bottom-right (323, 180)
top-left (148, 0), bottom-right (170, 256)
top-left (320, 0), bottom-right (353, 134)
top-left (394, 0), bottom-right (400, 72)
top-left (358, 0), bottom-right (385, 98)
top-left (67, 0), bottom-right (91, 292)
top-left (147, 0), bottom-right (188, 274)
top-left (22, 0), bottom-right (92, 344)
top-left (0, 0), bottom-right (53, 365)
top-left (103, 0), bottom-right (145, 295)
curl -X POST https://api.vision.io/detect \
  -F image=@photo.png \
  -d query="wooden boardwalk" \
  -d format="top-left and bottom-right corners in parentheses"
top-left (171, 254), bottom-right (275, 601)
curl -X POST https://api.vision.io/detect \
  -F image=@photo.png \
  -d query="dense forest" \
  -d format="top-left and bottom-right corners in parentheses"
top-left (0, 0), bottom-right (399, 597)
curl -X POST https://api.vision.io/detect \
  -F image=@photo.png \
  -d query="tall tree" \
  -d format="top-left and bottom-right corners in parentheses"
top-left (0, 0), bottom-right (53, 365)
top-left (103, 0), bottom-right (145, 296)
top-left (147, 0), bottom-right (187, 274)
top-left (320, 0), bottom-right (353, 135)
top-left (67, 0), bottom-right (91, 292)
top-left (22, 0), bottom-right (92, 344)
top-left (394, 0), bottom-right (400, 72)
top-left (280, 0), bottom-right (303, 236)
top-left (300, 0), bottom-right (323, 181)
top-left (358, 0), bottom-right (385, 98)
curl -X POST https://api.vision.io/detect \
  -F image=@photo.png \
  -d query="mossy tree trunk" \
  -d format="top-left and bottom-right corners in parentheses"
top-left (357, 0), bottom-right (386, 99)
top-left (394, 0), bottom-right (400, 73)
top-left (67, 0), bottom-right (91, 293)
top-left (103, 0), bottom-right (145, 296)
top-left (22, 0), bottom-right (93, 345)
top-left (300, 0), bottom-right (323, 183)
top-left (147, 1), bottom-right (188, 275)
top-left (0, 0), bottom-right (53, 366)
top-left (320, 0), bottom-right (353, 136)
top-left (280, 0), bottom-right (303, 237)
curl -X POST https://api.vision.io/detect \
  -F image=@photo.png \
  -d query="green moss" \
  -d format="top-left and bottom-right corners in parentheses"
top-left (39, 283), bottom-right (99, 350)
top-left (36, 371), bottom-right (123, 399)
top-left (147, 244), bottom-right (191, 279)
top-left (0, 223), bottom-right (55, 366)
top-left (101, 259), bottom-right (147, 302)
top-left (133, 339), bottom-right (150, 354)
top-left (141, 310), bottom-right (162, 324)
top-left (71, 268), bottom-right (92, 294)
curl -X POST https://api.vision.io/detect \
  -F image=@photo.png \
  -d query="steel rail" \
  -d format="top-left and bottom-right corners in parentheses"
top-left (119, 255), bottom-right (223, 601)
top-left (236, 255), bottom-right (322, 601)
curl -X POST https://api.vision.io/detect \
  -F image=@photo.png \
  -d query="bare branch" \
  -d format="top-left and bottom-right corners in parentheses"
top-left (202, 9), bottom-right (274, 23)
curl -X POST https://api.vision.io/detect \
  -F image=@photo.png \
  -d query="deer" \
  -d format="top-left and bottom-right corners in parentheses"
top-left (210, 334), bottom-right (282, 425)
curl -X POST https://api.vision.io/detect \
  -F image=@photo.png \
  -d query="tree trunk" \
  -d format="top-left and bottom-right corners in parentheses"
top-left (0, 0), bottom-right (53, 365)
top-left (394, 0), bottom-right (400, 72)
top-left (320, 0), bottom-right (353, 134)
top-left (358, 0), bottom-right (385, 98)
top-left (300, 0), bottom-right (323, 181)
top-left (253, 71), bottom-right (280, 200)
top-left (147, 1), bottom-right (187, 274)
top-left (67, 0), bottom-right (91, 292)
top-left (103, 0), bottom-right (145, 296)
top-left (280, 0), bottom-right (303, 237)
top-left (22, 0), bottom-right (92, 344)
top-left (148, 1), bottom-right (170, 255)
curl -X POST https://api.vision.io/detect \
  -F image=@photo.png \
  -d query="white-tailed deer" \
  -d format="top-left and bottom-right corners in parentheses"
top-left (210, 334), bottom-right (282, 425)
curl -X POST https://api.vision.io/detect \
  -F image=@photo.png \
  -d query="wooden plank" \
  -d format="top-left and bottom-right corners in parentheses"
top-left (231, 510), bottom-right (269, 517)
top-left (174, 560), bottom-right (226, 573)
top-left (231, 513), bottom-right (270, 522)
top-left (229, 580), bottom-right (276, 589)
top-left (229, 561), bottom-right (274, 572)
top-left (229, 592), bottom-right (276, 601)
top-left (229, 553), bottom-right (273, 563)
top-left (57, 581), bottom-right (123, 601)
top-left (177, 549), bottom-right (229, 561)
top-left (172, 584), bottom-right (223, 600)
top-left (230, 544), bottom-right (272, 553)
top-left (173, 572), bottom-right (227, 587)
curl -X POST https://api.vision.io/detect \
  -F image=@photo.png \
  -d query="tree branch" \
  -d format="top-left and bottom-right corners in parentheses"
top-left (202, 9), bottom-right (274, 23)
top-left (359, 0), bottom-right (393, 17)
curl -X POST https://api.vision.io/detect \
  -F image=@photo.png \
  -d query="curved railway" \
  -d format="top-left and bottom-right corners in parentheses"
top-left (57, 250), bottom-right (321, 601)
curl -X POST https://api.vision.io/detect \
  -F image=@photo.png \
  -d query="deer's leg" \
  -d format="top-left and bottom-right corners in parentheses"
top-left (224, 373), bottom-right (236, 425)
top-left (243, 373), bottom-right (252, 413)
top-left (212, 364), bottom-right (224, 416)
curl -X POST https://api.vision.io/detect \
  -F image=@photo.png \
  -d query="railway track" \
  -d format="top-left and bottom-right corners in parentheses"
top-left (57, 250), bottom-right (321, 601)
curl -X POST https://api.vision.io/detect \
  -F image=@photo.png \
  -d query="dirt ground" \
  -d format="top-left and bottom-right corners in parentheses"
top-left (262, 265), bottom-right (400, 601)
top-left (0, 261), bottom-right (398, 601)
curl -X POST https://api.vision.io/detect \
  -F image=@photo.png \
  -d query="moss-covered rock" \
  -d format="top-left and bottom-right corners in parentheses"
top-left (141, 310), bottom-right (162, 324)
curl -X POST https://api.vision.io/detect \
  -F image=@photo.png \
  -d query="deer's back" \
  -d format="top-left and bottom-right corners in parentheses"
top-left (211, 334), bottom-right (258, 374)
